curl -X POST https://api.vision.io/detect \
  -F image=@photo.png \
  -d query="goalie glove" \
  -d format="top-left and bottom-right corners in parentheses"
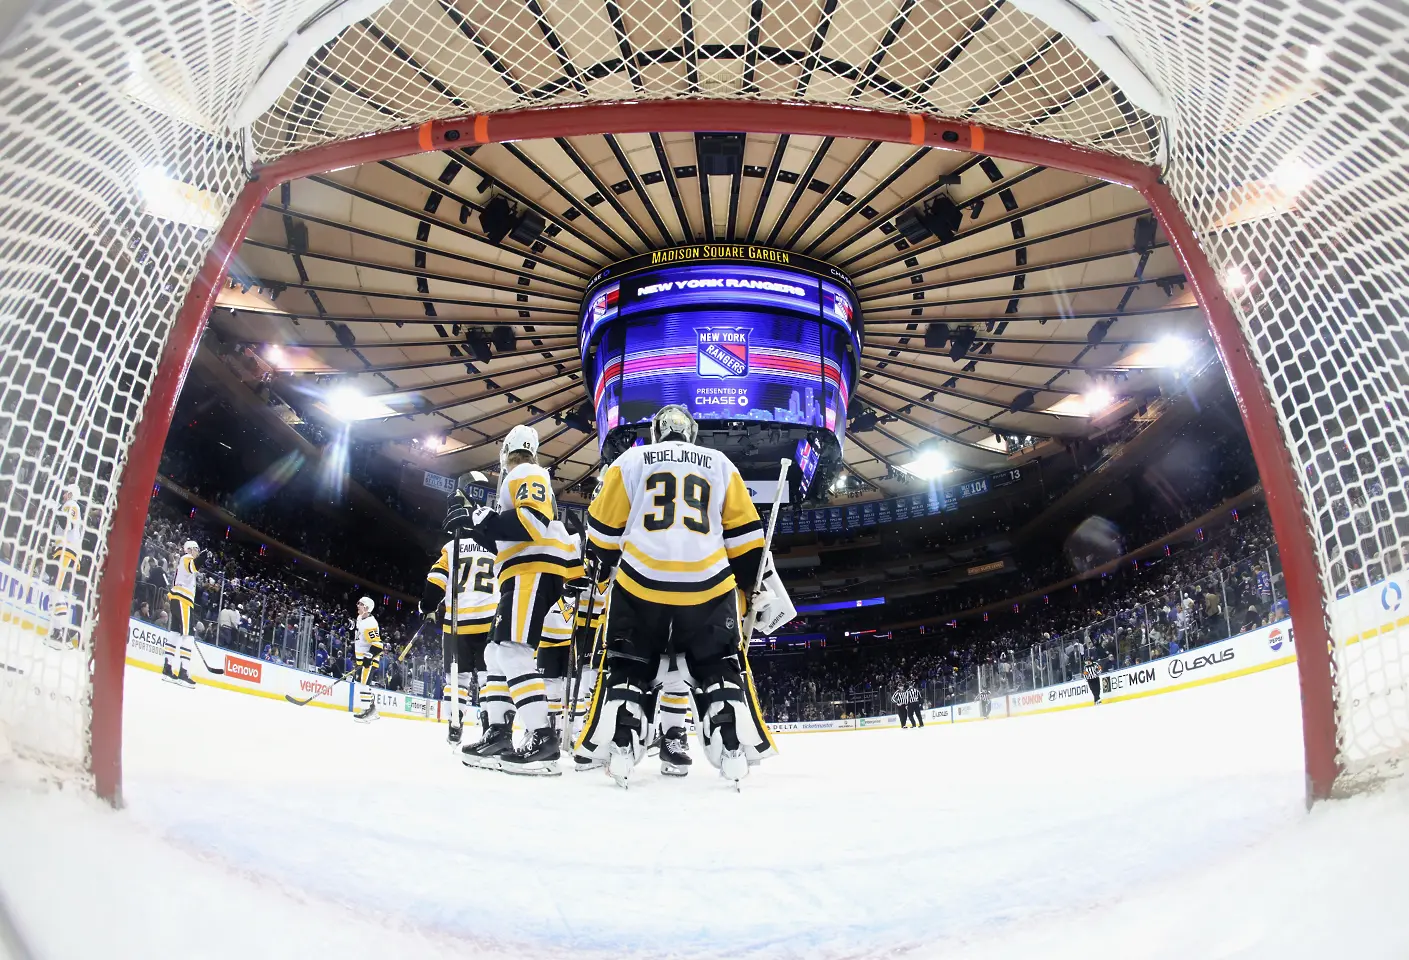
top-left (746, 553), bottom-right (796, 639)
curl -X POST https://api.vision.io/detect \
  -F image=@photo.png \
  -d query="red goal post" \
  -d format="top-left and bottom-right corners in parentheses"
top-left (87, 101), bottom-right (1340, 804)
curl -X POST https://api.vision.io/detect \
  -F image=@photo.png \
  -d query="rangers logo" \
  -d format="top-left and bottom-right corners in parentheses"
top-left (696, 327), bottom-right (750, 378)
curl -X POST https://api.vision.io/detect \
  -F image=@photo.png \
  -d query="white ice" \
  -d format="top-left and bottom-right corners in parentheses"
top-left (2, 663), bottom-right (1407, 959)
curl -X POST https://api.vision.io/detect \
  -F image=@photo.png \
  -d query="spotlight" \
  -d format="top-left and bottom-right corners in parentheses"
top-left (1087, 319), bottom-right (1114, 345)
top-left (902, 446), bottom-right (948, 480)
top-left (1156, 336), bottom-right (1194, 367)
top-left (1083, 387), bottom-right (1114, 414)
top-left (331, 322), bottom-right (356, 349)
top-left (1223, 265), bottom-right (1248, 292)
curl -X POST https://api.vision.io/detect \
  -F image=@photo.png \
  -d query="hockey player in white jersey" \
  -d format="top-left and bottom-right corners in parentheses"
top-left (454, 425), bottom-right (584, 774)
top-left (575, 405), bottom-right (777, 787)
top-left (422, 535), bottom-right (498, 742)
top-left (48, 483), bottom-right (84, 645)
top-left (162, 540), bottom-right (201, 688)
top-left (352, 597), bottom-right (383, 722)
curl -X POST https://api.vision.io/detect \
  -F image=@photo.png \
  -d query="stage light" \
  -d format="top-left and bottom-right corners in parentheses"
top-left (1223, 265), bottom-right (1248, 292)
top-left (1157, 336), bottom-right (1194, 367)
top-left (1083, 387), bottom-right (1114, 414)
top-left (902, 448), bottom-right (949, 480)
top-left (562, 403), bottom-right (595, 433)
top-left (324, 385), bottom-right (395, 422)
top-left (265, 344), bottom-right (284, 365)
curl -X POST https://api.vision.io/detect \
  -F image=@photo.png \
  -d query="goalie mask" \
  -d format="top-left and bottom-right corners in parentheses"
top-left (500, 424), bottom-right (540, 473)
top-left (650, 404), bottom-right (697, 445)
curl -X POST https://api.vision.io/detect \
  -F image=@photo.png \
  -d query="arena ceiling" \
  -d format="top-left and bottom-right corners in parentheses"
top-left (208, 0), bottom-right (1207, 501)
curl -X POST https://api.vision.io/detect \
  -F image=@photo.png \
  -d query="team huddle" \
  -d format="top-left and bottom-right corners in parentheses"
top-left (415, 404), bottom-right (780, 787)
top-left (130, 404), bottom-right (783, 787)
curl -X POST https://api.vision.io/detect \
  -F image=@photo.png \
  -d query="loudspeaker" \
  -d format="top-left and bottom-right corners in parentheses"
top-left (491, 325), bottom-right (516, 353)
top-left (948, 326), bottom-right (976, 361)
top-left (920, 195), bottom-right (963, 244)
top-left (1133, 215), bottom-right (1157, 254)
top-left (1009, 390), bottom-right (1036, 413)
top-left (696, 133), bottom-right (745, 176)
top-left (925, 322), bottom-right (950, 349)
top-left (480, 196), bottom-right (515, 244)
top-left (464, 329), bottom-right (492, 364)
top-left (509, 208), bottom-right (545, 245)
top-left (895, 208), bottom-right (931, 244)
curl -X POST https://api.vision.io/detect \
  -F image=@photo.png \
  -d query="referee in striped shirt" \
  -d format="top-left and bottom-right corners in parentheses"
top-left (1082, 657), bottom-right (1103, 704)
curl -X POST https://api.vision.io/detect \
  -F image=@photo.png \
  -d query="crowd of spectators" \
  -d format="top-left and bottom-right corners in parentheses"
top-left (752, 505), bottom-right (1284, 722)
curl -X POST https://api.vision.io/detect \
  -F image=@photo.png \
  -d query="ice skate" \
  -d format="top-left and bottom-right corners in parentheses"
top-left (461, 723), bottom-right (512, 770)
top-left (447, 722), bottom-right (462, 744)
top-left (353, 704), bottom-right (379, 723)
top-left (659, 727), bottom-right (692, 777)
top-left (176, 665), bottom-right (196, 688)
top-left (645, 730), bottom-right (661, 757)
top-left (573, 754), bottom-right (604, 772)
top-left (499, 727), bottom-right (562, 776)
top-left (161, 662), bottom-right (192, 688)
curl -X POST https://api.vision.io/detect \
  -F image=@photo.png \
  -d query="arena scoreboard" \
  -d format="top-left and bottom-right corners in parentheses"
top-left (580, 245), bottom-right (862, 457)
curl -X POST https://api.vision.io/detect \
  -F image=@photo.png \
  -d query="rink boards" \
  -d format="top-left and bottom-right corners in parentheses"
top-left (124, 618), bottom-right (442, 723)
top-left (124, 567), bottom-right (1409, 735)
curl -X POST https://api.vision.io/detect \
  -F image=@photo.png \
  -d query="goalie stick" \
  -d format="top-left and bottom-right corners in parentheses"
top-left (739, 458), bottom-right (792, 645)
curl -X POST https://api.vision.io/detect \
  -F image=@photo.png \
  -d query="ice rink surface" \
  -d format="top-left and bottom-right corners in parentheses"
top-left (2, 663), bottom-right (1408, 959)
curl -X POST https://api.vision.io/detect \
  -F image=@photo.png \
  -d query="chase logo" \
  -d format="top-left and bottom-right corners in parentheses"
top-left (696, 327), bottom-right (750, 378)
top-left (1382, 581), bottom-right (1402, 613)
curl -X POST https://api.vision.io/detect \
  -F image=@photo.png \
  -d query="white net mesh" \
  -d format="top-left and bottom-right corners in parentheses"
top-left (0, 0), bottom-right (1405, 790)
top-left (0, 0), bottom-right (312, 781)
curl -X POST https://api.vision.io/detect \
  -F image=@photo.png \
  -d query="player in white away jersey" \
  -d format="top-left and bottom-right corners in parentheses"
top-left (48, 483), bottom-right (84, 645)
top-left (353, 597), bottom-right (383, 722)
top-left (423, 536), bottom-right (499, 741)
top-left (162, 540), bottom-right (201, 688)
top-left (576, 405), bottom-right (777, 787)
top-left (455, 424), bottom-right (584, 775)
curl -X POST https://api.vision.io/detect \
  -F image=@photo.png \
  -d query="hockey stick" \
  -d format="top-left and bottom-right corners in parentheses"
top-left (446, 514), bottom-right (465, 738)
top-left (738, 458), bottom-right (792, 645)
top-left (563, 550), bottom-right (601, 743)
top-left (284, 668), bottom-right (354, 706)
top-left (191, 640), bottom-right (224, 675)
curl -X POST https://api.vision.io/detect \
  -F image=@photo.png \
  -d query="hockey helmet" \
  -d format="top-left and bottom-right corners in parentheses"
top-left (62, 482), bottom-right (81, 501)
top-left (356, 596), bottom-right (375, 616)
top-left (184, 540), bottom-right (200, 555)
top-left (650, 404), bottom-right (697, 444)
top-left (500, 424), bottom-right (540, 473)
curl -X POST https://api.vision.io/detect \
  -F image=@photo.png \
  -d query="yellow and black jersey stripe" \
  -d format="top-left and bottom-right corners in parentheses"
top-left (478, 464), bottom-right (585, 584)
top-left (586, 441), bottom-right (765, 606)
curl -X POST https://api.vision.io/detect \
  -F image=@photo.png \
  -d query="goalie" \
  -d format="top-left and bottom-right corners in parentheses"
top-left (574, 405), bottom-right (778, 788)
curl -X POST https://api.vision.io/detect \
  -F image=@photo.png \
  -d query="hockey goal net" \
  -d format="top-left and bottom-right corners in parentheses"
top-left (0, 0), bottom-right (1404, 801)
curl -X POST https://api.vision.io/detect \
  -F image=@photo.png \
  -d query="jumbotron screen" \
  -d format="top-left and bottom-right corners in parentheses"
top-left (580, 246), bottom-right (861, 450)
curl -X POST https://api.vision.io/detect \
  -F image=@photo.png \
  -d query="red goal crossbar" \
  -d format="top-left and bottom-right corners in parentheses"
top-left (87, 100), bottom-right (1340, 805)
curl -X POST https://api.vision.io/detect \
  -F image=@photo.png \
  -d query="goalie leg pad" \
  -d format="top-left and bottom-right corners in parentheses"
top-left (574, 654), bottom-right (652, 762)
